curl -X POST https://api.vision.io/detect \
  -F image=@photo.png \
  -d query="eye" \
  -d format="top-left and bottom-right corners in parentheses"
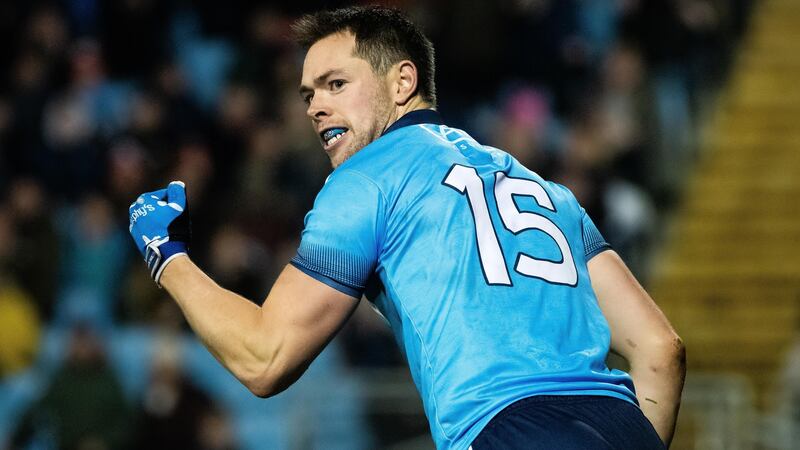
top-left (303, 93), bottom-right (313, 105)
top-left (330, 79), bottom-right (345, 91)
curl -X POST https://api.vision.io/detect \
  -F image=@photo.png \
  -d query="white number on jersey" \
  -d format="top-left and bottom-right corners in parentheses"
top-left (443, 165), bottom-right (578, 286)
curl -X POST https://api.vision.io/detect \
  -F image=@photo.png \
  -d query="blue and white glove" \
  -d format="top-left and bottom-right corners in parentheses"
top-left (128, 181), bottom-right (191, 285)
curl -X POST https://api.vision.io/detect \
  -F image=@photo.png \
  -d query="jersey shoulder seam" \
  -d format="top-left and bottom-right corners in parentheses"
top-left (335, 168), bottom-right (390, 206)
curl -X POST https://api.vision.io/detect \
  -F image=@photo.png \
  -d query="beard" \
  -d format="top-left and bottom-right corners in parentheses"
top-left (329, 131), bottom-right (370, 168)
top-left (329, 89), bottom-right (394, 169)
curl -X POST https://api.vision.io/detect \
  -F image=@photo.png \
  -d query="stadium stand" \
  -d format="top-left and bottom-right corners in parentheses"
top-left (650, 0), bottom-right (800, 447)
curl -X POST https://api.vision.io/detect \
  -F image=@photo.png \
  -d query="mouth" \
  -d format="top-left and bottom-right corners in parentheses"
top-left (320, 127), bottom-right (349, 151)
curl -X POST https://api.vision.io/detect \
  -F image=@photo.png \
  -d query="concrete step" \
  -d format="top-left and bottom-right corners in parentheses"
top-left (716, 114), bottom-right (800, 132)
top-left (668, 247), bottom-right (800, 265)
top-left (722, 102), bottom-right (800, 117)
top-left (685, 175), bottom-right (800, 190)
top-left (678, 206), bottom-right (797, 220)
top-left (706, 131), bottom-right (800, 149)
top-left (655, 262), bottom-right (800, 278)
top-left (697, 157), bottom-right (800, 172)
top-left (732, 73), bottom-right (800, 90)
top-left (738, 55), bottom-right (800, 71)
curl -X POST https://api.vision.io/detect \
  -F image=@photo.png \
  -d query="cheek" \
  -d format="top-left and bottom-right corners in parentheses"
top-left (349, 92), bottom-right (376, 125)
top-left (347, 79), bottom-right (388, 128)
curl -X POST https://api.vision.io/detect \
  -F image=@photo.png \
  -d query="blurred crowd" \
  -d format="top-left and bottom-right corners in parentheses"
top-left (0, 0), bottom-right (752, 449)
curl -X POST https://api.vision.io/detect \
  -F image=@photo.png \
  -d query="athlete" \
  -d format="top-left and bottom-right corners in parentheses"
top-left (127, 6), bottom-right (685, 450)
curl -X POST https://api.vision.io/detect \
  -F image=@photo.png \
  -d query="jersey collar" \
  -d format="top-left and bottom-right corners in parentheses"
top-left (382, 109), bottom-right (444, 136)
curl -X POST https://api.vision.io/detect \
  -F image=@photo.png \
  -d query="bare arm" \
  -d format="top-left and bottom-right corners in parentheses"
top-left (588, 250), bottom-right (686, 447)
top-left (159, 256), bottom-right (360, 397)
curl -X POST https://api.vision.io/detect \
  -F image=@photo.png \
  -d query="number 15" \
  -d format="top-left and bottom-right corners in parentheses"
top-left (443, 164), bottom-right (578, 286)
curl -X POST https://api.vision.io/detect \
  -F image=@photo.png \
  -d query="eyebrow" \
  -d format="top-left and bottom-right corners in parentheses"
top-left (298, 69), bottom-right (345, 96)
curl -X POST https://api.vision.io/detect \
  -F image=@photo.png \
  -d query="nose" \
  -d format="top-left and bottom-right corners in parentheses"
top-left (306, 94), bottom-right (329, 121)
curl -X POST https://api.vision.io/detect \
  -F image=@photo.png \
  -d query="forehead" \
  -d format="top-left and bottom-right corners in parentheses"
top-left (301, 32), bottom-right (363, 80)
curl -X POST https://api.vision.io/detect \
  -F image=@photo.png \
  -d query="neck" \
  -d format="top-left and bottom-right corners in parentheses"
top-left (384, 96), bottom-right (431, 133)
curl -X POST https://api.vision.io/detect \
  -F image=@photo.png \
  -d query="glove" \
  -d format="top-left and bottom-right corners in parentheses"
top-left (128, 180), bottom-right (191, 285)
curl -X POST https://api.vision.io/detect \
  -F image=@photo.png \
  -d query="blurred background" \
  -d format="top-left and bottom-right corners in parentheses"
top-left (0, 0), bottom-right (797, 449)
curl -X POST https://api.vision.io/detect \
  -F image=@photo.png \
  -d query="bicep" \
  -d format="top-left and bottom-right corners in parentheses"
top-left (259, 264), bottom-right (360, 378)
top-left (588, 250), bottom-right (678, 361)
top-left (259, 170), bottom-right (381, 384)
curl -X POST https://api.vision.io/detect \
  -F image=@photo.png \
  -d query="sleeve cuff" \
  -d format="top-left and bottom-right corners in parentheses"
top-left (585, 243), bottom-right (612, 261)
top-left (289, 261), bottom-right (363, 298)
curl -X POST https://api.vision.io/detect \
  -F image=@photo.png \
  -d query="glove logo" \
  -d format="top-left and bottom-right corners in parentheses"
top-left (130, 204), bottom-right (156, 224)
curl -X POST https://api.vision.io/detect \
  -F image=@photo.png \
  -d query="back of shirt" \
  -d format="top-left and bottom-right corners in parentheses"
top-left (291, 117), bottom-right (637, 450)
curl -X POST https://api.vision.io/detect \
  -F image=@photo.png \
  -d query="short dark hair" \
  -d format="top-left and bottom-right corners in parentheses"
top-left (291, 6), bottom-right (436, 106)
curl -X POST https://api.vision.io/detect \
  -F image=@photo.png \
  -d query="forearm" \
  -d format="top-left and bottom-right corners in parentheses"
top-left (159, 256), bottom-right (275, 391)
top-left (127, 182), bottom-right (358, 397)
top-left (588, 252), bottom-right (686, 445)
top-left (629, 343), bottom-right (686, 447)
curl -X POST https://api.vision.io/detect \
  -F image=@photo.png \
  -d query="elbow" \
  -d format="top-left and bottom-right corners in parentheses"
top-left (664, 334), bottom-right (686, 377)
top-left (241, 365), bottom-right (286, 398)
top-left (247, 383), bottom-right (283, 399)
top-left (667, 333), bottom-right (686, 363)
top-left (674, 335), bottom-right (686, 365)
top-left (633, 333), bottom-right (686, 376)
top-left (240, 359), bottom-right (301, 399)
top-left (244, 375), bottom-right (278, 399)
top-left (650, 330), bottom-right (685, 360)
top-left (235, 335), bottom-right (314, 398)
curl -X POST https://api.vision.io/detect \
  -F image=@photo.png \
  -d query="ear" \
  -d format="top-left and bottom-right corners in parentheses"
top-left (391, 60), bottom-right (419, 106)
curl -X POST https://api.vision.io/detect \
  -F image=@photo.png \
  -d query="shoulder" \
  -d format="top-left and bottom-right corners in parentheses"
top-left (542, 179), bottom-right (582, 211)
top-left (320, 167), bottom-right (388, 206)
top-left (499, 159), bottom-right (581, 210)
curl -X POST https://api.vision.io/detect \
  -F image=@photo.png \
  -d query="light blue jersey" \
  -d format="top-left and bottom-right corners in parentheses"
top-left (291, 110), bottom-right (637, 450)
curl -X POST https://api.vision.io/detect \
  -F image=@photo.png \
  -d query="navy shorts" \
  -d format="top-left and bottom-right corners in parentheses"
top-left (470, 395), bottom-right (666, 450)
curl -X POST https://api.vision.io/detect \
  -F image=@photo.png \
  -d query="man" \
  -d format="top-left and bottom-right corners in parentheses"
top-left (128, 6), bottom-right (685, 450)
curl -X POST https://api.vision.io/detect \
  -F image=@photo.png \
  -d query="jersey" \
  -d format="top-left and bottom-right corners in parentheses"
top-left (290, 110), bottom-right (638, 450)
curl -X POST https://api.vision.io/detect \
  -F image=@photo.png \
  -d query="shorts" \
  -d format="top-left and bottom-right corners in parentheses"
top-left (470, 395), bottom-right (666, 450)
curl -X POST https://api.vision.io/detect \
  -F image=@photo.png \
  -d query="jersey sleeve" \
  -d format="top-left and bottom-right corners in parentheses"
top-left (290, 169), bottom-right (386, 298)
top-left (580, 208), bottom-right (611, 261)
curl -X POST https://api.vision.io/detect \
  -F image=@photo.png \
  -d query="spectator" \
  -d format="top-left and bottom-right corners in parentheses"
top-left (0, 279), bottom-right (40, 378)
top-left (133, 337), bottom-right (236, 450)
top-left (54, 194), bottom-right (129, 329)
top-left (6, 177), bottom-right (60, 318)
top-left (0, 206), bottom-right (41, 378)
top-left (12, 325), bottom-right (133, 450)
